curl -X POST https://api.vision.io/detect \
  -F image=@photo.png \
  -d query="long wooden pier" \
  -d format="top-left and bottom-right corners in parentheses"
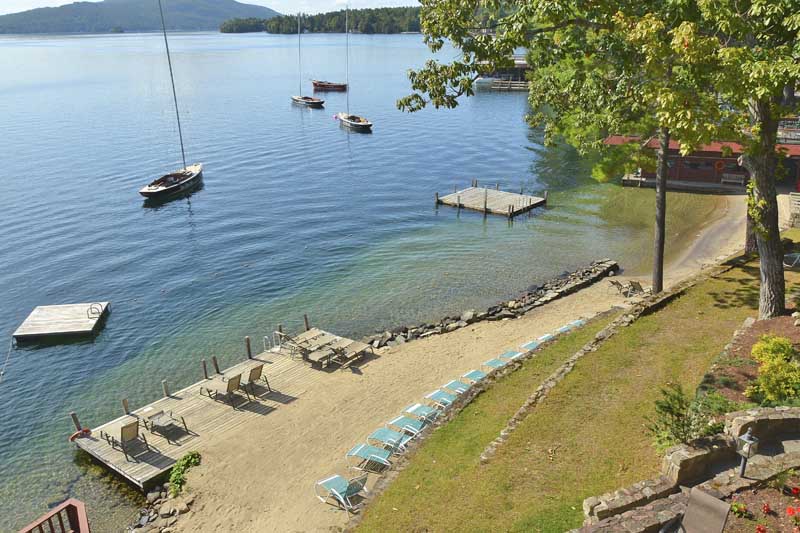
top-left (436, 183), bottom-right (546, 218)
top-left (72, 344), bottom-right (324, 489)
top-left (13, 302), bottom-right (110, 341)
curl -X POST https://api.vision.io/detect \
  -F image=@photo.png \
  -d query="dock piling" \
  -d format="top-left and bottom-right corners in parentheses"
top-left (211, 356), bottom-right (221, 374)
top-left (162, 380), bottom-right (170, 398)
top-left (122, 398), bottom-right (130, 415)
top-left (544, 190), bottom-right (548, 203)
top-left (508, 204), bottom-right (513, 217)
top-left (202, 359), bottom-right (209, 380)
top-left (70, 412), bottom-right (82, 432)
top-left (435, 191), bottom-right (439, 205)
top-left (496, 183), bottom-right (500, 190)
top-left (483, 189), bottom-right (488, 213)
top-left (245, 336), bottom-right (252, 359)
top-left (278, 324), bottom-right (283, 334)
top-left (304, 314), bottom-right (310, 332)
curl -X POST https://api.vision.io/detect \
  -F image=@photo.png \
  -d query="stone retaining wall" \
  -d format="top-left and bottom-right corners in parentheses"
top-left (363, 259), bottom-right (620, 349)
top-left (576, 407), bottom-right (800, 532)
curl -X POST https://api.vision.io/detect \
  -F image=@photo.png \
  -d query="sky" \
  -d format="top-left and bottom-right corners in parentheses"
top-left (0, 0), bottom-right (419, 16)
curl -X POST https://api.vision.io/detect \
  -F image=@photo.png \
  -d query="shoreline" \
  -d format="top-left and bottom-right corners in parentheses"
top-left (170, 194), bottom-right (756, 532)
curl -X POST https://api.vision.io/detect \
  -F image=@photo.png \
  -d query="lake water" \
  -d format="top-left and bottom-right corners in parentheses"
top-left (0, 32), bottom-right (710, 531)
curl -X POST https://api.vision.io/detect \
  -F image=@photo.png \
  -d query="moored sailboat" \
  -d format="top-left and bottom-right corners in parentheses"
top-left (139, 0), bottom-right (203, 200)
top-left (337, 4), bottom-right (371, 132)
top-left (291, 12), bottom-right (325, 108)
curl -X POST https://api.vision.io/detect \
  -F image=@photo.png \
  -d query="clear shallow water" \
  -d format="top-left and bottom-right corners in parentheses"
top-left (0, 32), bottom-right (693, 531)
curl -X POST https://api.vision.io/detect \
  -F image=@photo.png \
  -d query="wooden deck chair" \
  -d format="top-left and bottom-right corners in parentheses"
top-left (242, 363), bottom-right (271, 394)
top-left (628, 280), bottom-right (649, 295)
top-left (659, 487), bottom-right (730, 533)
top-left (200, 373), bottom-right (250, 407)
top-left (315, 473), bottom-right (369, 513)
top-left (608, 279), bottom-right (632, 296)
top-left (101, 419), bottom-right (149, 461)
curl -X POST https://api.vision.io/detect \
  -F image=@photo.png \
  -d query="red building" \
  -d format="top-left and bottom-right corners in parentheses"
top-left (604, 135), bottom-right (800, 190)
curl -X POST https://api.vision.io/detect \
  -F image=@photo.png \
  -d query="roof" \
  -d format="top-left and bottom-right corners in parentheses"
top-left (604, 135), bottom-right (800, 157)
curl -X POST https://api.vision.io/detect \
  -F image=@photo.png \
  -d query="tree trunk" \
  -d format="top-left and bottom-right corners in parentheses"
top-left (745, 201), bottom-right (758, 255)
top-left (652, 127), bottom-right (670, 294)
top-left (739, 97), bottom-right (785, 319)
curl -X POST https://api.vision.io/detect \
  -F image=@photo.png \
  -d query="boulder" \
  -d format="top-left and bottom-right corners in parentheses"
top-left (146, 491), bottom-right (161, 504)
top-left (158, 503), bottom-right (174, 518)
top-left (444, 323), bottom-right (459, 333)
top-left (460, 309), bottom-right (477, 323)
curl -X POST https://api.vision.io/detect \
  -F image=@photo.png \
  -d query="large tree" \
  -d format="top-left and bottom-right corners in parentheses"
top-left (400, 0), bottom-right (797, 317)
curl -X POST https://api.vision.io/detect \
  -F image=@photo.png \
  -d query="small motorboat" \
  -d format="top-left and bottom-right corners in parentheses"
top-left (313, 80), bottom-right (348, 91)
top-left (337, 112), bottom-right (372, 131)
top-left (291, 95), bottom-right (325, 108)
top-left (139, 163), bottom-right (203, 199)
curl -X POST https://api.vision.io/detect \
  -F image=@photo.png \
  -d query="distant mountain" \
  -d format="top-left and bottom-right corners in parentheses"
top-left (0, 0), bottom-right (280, 34)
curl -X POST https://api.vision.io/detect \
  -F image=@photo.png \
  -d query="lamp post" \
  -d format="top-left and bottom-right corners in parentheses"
top-left (737, 427), bottom-right (759, 477)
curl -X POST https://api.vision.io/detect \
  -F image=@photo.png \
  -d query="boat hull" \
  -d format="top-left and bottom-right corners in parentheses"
top-left (337, 112), bottom-right (372, 131)
top-left (139, 164), bottom-right (204, 199)
top-left (312, 80), bottom-right (348, 92)
top-left (291, 95), bottom-right (325, 108)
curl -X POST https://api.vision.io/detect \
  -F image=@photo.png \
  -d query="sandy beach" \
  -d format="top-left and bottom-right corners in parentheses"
top-left (173, 192), bottom-right (779, 533)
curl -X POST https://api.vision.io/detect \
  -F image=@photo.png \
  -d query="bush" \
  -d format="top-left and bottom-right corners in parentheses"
top-left (169, 451), bottom-right (201, 497)
top-left (746, 335), bottom-right (800, 404)
top-left (647, 384), bottom-right (722, 453)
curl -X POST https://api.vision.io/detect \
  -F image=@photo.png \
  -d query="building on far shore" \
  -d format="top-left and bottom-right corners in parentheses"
top-left (604, 134), bottom-right (800, 192)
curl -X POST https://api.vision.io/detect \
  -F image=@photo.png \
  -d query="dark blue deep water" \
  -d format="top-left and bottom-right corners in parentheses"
top-left (0, 32), bottom-right (701, 531)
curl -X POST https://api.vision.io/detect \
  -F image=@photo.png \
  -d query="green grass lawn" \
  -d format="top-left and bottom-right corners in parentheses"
top-left (357, 255), bottom-right (800, 533)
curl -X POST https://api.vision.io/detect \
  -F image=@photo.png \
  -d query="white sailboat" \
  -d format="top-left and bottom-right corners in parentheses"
top-left (336, 4), bottom-right (372, 131)
top-left (139, 0), bottom-right (203, 199)
top-left (291, 12), bottom-right (324, 108)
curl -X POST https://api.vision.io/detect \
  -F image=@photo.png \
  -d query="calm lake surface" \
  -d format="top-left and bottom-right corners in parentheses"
top-left (0, 32), bottom-right (710, 531)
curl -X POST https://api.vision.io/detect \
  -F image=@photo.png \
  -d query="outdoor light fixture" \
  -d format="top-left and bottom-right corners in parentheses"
top-left (736, 427), bottom-right (759, 477)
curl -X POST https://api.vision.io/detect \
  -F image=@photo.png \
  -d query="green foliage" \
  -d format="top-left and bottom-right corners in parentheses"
top-left (261, 7), bottom-right (420, 35)
top-left (768, 468), bottom-right (797, 490)
top-left (647, 384), bottom-right (731, 453)
top-left (0, 0), bottom-right (278, 34)
top-left (168, 451), bottom-right (201, 497)
top-left (730, 501), bottom-right (750, 519)
top-left (220, 17), bottom-right (265, 34)
top-left (746, 335), bottom-right (800, 404)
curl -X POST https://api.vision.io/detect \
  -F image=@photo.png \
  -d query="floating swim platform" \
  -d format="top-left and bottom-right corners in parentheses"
top-left (13, 302), bottom-right (110, 342)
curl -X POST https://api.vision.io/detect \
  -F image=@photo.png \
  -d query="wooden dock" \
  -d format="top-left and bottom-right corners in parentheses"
top-left (72, 341), bottom-right (346, 489)
top-left (13, 302), bottom-right (110, 341)
top-left (437, 185), bottom-right (546, 218)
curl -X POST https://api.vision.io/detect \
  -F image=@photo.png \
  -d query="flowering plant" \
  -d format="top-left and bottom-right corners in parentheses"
top-left (755, 525), bottom-right (767, 533)
top-left (731, 501), bottom-right (750, 518)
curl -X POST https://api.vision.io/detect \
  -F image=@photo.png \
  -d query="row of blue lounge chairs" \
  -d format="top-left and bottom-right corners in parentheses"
top-left (314, 317), bottom-right (587, 513)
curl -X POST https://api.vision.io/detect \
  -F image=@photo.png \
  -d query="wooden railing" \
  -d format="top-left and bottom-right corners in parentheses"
top-left (18, 499), bottom-right (91, 533)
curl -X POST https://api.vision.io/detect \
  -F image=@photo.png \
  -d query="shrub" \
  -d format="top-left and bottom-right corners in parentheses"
top-left (746, 335), bottom-right (800, 404)
top-left (647, 384), bottom-right (722, 452)
top-left (169, 451), bottom-right (201, 497)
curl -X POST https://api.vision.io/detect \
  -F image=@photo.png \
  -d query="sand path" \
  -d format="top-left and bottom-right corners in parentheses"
top-left (176, 191), bottom-right (779, 533)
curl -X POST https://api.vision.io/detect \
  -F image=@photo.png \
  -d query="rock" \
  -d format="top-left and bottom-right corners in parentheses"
top-left (138, 515), bottom-right (150, 528)
top-left (792, 311), bottom-right (800, 318)
top-left (174, 501), bottom-right (190, 514)
top-left (377, 331), bottom-right (392, 348)
top-left (158, 503), bottom-right (174, 518)
top-left (146, 492), bottom-right (161, 504)
top-left (395, 335), bottom-right (406, 344)
top-left (444, 323), bottom-right (459, 333)
top-left (607, 270), bottom-right (615, 277)
top-left (476, 312), bottom-right (488, 320)
top-left (371, 339), bottom-right (381, 349)
top-left (794, 319), bottom-right (800, 327)
top-left (489, 310), bottom-right (516, 321)
top-left (507, 300), bottom-right (518, 309)
top-left (460, 309), bottom-right (477, 323)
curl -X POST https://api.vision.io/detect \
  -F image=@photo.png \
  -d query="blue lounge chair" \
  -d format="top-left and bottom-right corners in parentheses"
top-left (538, 333), bottom-right (555, 343)
top-left (346, 443), bottom-right (392, 472)
top-left (425, 389), bottom-right (457, 409)
top-left (315, 473), bottom-right (369, 513)
top-left (483, 358), bottom-right (507, 370)
top-left (521, 340), bottom-right (540, 351)
top-left (498, 350), bottom-right (523, 361)
top-left (571, 319), bottom-right (586, 328)
top-left (461, 369), bottom-right (487, 383)
top-left (368, 427), bottom-right (413, 453)
top-left (443, 380), bottom-right (469, 395)
top-left (404, 403), bottom-right (440, 422)
top-left (387, 415), bottom-right (426, 436)
top-left (556, 324), bottom-right (572, 334)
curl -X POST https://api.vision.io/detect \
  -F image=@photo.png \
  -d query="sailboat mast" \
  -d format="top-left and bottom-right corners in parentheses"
top-left (345, 3), bottom-right (349, 114)
top-left (157, 0), bottom-right (186, 170)
top-left (297, 13), bottom-right (302, 96)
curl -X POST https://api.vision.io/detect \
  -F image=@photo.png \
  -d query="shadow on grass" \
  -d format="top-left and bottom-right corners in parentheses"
top-left (707, 266), bottom-right (761, 311)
